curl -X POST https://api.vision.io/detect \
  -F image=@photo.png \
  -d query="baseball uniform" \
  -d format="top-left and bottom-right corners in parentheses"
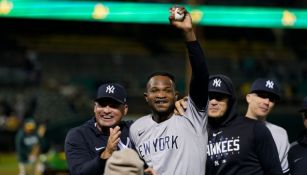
top-left (130, 41), bottom-right (209, 175)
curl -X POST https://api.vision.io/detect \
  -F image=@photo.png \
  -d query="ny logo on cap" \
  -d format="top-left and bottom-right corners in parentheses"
top-left (213, 78), bottom-right (222, 87)
top-left (105, 85), bottom-right (115, 94)
top-left (265, 80), bottom-right (274, 89)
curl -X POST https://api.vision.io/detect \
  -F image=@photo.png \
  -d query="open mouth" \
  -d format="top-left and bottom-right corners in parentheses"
top-left (154, 99), bottom-right (168, 105)
top-left (100, 114), bottom-right (112, 119)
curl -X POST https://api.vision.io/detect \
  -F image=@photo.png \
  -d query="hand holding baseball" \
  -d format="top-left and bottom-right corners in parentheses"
top-left (169, 6), bottom-right (186, 21)
top-left (169, 6), bottom-right (195, 41)
top-left (174, 7), bottom-right (185, 21)
top-left (169, 6), bottom-right (192, 31)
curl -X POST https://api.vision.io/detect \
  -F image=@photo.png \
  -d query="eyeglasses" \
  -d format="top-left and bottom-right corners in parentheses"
top-left (255, 92), bottom-right (277, 102)
top-left (209, 93), bottom-right (228, 101)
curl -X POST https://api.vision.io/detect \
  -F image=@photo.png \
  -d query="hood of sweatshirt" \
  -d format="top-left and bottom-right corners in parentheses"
top-left (207, 74), bottom-right (238, 129)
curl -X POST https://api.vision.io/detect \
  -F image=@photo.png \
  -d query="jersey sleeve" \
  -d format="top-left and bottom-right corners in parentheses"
top-left (279, 128), bottom-right (290, 174)
top-left (183, 96), bottom-right (207, 134)
top-left (254, 122), bottom-right (283, 175)
top-left (64, 128), bottom-right (107, 175)
top-left (186, 41), bottom-right (209, 110)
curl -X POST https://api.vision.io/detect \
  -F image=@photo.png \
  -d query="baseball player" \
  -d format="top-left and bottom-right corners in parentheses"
top-left (175, 75), bottom-right (283, 175)
top-left (288, 96), bottom-right (307, 175)
top-left (129, 6), bottom-right (209, 175)
top-left (15, 118), bottom-right (47, 175)
top-left (245, 78), bottom-right (290, 174)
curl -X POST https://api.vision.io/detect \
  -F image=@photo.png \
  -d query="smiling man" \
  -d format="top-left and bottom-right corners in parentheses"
top-left (245, 78), bottom-right (290, 174)
top-left (64, 83), bottom-right (132, 175)
top-left (205, 75), bottom-right (282, 175)
top-left (129, 6), bottom-right (209, 175)
top-left (174, 74), bottom-right (283, 175)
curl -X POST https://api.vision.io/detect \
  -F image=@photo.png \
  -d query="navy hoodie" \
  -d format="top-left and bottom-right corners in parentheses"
top-left (288, 128), bottom-right (307, 175)
top-left (65, 118), bottom-right (133, 175)
top-left (206, 75), bottom-right (283, 175)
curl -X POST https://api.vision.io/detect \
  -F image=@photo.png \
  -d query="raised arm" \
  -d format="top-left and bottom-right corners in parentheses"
top-left (170, 7), bottom-right (209, 109)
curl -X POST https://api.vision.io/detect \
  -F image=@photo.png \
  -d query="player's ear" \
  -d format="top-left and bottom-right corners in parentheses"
top-left (123, 104), bottom-right (128, 116)
top-left (246, 94), bottom-right (251, 103)
top-left (93, 102), bottom-right (98, 113)
top-left (144, 92), bottom-right (148, 102)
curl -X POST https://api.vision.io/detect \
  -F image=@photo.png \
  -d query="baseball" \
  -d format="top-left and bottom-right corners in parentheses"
top-left (174, 8), bottom-right (185, 21)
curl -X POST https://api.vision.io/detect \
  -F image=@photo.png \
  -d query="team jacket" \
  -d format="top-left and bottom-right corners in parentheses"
top-left (64, 118), bottom-right (133, 175)
top-left (288, 129), bottom-right (307, 175)
top-left (130, 41), bottom-right (209, 175)
top-left (206, 75), bottom-right (283, 175)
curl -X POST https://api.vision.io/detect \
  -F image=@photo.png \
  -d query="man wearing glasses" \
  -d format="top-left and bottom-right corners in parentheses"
top-left (288, 96), bottom-right (307, 175)
top-left (245, 78), bottom-right (290, 174)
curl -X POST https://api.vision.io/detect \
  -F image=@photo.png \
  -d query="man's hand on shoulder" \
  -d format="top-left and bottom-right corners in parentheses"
top-left (174, 96), bottom-right (188, 116)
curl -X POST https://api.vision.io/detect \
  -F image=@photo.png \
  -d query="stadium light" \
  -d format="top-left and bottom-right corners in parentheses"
top-left (0, 0), bottom-right (307, 29)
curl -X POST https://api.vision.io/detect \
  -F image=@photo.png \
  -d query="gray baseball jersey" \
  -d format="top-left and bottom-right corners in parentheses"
top-left (130, 96), bottom-right (207, 175)
top-left (265, 121), bottom-right (290, 173)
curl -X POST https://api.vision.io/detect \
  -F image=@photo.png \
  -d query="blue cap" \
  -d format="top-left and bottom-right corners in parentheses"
top-left (95, 83), bottom-right (127, 104)
top-left (299, 96), bottom-right (307, 112)
top-left (208, 75), bottom-right (233, 96)
top-left (250, 78), bottom-right (281, 100)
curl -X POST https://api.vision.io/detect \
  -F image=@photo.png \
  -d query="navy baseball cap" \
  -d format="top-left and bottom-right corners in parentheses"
top-left (208, 75), bottom-right (232, 96)
top-left (250, 78), bottom-right (281, 100)
top-left (299, 96), bottom-right (307, 112)
top-left (95, 83), bottom-right (127, 104)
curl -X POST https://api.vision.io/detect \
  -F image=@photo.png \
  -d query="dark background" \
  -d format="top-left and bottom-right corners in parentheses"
top-left (0, 0), bottom-right (307, 153)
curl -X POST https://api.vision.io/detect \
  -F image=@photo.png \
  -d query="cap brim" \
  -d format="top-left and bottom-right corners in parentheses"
top-left (250, 90), bottom-right (280, 100)
top-left (209, 89), bottom-right (232, 96)
top-left (94, 96), bottom-right (124, 104)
